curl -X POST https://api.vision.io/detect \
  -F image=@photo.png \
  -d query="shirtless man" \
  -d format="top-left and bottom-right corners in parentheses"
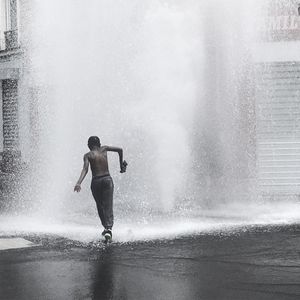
top-left (74, 136), bottom-right (127, 242)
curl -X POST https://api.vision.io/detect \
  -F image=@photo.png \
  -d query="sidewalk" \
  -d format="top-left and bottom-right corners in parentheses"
top-left (0, 237), bottom-right (37, 250)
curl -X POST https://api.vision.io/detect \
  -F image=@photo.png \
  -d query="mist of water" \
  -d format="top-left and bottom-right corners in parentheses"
top-left (27, 0), bottom-right (256, 218)
top-left (26, 0), bottom-right (202, 218)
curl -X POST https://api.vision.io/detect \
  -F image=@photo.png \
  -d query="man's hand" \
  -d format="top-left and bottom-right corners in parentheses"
top-left (74, 184), bottom-right (81, 192)
top-left (120, 160), bottom-right (128, 173)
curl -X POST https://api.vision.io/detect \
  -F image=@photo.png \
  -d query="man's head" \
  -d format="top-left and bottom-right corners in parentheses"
top-left (88, 136), bottom-right (101, 150)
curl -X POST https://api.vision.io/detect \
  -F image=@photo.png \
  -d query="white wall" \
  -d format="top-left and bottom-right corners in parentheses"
top-left (254, 41), bottom-right (300, 62)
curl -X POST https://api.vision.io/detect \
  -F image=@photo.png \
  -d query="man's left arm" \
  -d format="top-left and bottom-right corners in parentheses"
top-left (106, 146), bottom-right (127, 173)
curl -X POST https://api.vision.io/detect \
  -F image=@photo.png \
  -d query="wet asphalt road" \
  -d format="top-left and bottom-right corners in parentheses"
top-left (0, 225), bottom-right (300, 300)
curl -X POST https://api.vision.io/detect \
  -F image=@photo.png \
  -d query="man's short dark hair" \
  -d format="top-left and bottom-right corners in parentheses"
top-left (88, 136), bottom-right (101, 149)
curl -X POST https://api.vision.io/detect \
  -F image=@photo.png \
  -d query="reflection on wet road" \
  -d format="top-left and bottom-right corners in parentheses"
top-left (0, 225), bottom-right (300, 300)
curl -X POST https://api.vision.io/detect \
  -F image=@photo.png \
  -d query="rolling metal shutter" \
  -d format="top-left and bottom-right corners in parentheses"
top-left (256, 61), bottom-right (300, 194)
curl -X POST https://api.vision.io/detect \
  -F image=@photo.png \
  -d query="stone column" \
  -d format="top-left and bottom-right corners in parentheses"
top-left (1, 78), bottom-right (21, 172)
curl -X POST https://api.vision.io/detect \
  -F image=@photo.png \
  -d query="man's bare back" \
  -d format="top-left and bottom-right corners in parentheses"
top-left (86, 146), bottom-right (110, 177)
top-left (74, 142), bottom-right (127, 192)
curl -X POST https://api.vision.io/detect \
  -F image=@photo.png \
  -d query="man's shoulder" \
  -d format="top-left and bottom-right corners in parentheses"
top-left (84, 152), bottom-right (92, 159)
top-left (85, 147), bottom-right (108, 157)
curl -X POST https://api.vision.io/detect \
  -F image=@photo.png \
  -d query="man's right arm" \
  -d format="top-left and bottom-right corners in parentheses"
top-left (74, 153), bottom-right (89, 192)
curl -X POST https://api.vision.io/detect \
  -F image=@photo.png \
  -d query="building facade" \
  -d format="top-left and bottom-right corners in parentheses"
top-left (0, 0), bottom-right (23, 173)
top-left (0, 0), bottom-right (300, 201)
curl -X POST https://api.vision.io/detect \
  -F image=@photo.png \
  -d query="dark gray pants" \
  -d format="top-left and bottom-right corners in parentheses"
top-left (91, 175), bottom-right (114, 229)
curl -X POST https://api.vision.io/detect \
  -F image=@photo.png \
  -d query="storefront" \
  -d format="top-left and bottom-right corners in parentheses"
top-left (255, 0), bottom-right (300, 197)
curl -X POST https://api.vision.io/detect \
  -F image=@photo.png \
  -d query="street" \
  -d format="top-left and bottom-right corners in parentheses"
top-left (0, 224), bottom-right (300, 300)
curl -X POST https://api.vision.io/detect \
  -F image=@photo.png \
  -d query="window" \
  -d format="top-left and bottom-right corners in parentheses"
top-left (0, 0), bottom-right (8, 50)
